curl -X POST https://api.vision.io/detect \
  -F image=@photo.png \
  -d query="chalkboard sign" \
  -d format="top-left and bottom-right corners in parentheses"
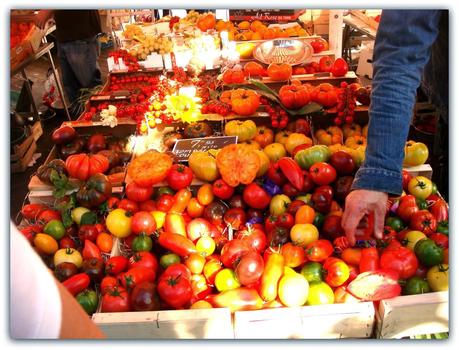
top-left (229, 9), bottom-right (304, 22)
top-left (172, 136), bottom-right (238, 162)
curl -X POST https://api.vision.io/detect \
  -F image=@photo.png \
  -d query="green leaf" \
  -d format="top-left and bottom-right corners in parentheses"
top-left (62, 210), bottom-right (74, 228)
top-left (286, 102), bottom-right (323, 116)
top-left (80, 211), bottom-right (98, 225)
top-left (53, 188), bottom-right (67, 199)
top-left (248, 79), bottom-right (280, 99)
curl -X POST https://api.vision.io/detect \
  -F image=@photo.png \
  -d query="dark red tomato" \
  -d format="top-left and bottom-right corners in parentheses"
top-left (59, 236), bottom-right (76, 249)
top-left (223, 208), bottom-right (247, 230)
top-left (131, 211), bottom-right (157, 235)
top-left (21, 203), bottom-right (47, 220)
top-left (107, 196), bottom-right (120, 210)
top-left (321, 215), bottom-right (344, 241)
top-left (119, 267), bottom-right (156, 291)
top-left (402, 170), bottom-right (414, 192)
top-left (428, 232), bottom-right (449, 249)
top-left (333, 236), bottom-right (350, 254)
top-left (243, 183), bottom-right (271, 210)
top-left (331, 58), bottom-right (348, 77)
top-left (267, 162), bottom-right (287, 186)
top-left (212, 179), bottom-right (234, 200)
top-left (305, 239), bottom-right (334, 262)
top-left (282, 182), bottom-right (300, 198)
top-left (414, 264), bottom-right (429, 279)
top-left (139, 199), bottom-right (156, 212)
top-left (37, 209), bottom-right (61, 224)
top-left (228, 195), bottom-right (246, 209)
top-left (323, 257), bottom-right (350, 287)
top-left (157, 264), bottom-right (192, 309)
top-left (381, 226), bottom-right (398, 245)
top-left (246, 208), bottom-right (264, 224)
top-left (156, 194), bottom-right (174, 212)
top-left (166, 164), bottom-right (193, 191)
top-left (380, 246), bottom-right (418, 279)
top-left (100, 276), bottom-right (118, 295)
top-left (311, 185), bottom-right (333, 214)
top-left (309, 162), bottom-right (337, 186)
top-left (105, 256), bottom-right (129, 275)
top-left (117, 198), bottom-right (139, 213)
top-left (330, 151), bottom-right (355, 176)
top-left (236, 224), bottom-right (267, 253)
top-left (125, 182), bottom-right (154, 202)
top-left (129, 251), bottom-right (159, 272)
top-left (287, 200), bottom-right (305, 216)
top-left (276, 212), bottom-right (295, 229)
top-left (220, 239), bottom-right (252, 268)
top-left (267, 226), bottom-right (289, 247)
top-left (78, 224), bottom-right (99, 242)
top-left (410, 210), bottom-right (437, 235)
top-left (130, 281), bottom-right (160, 311)
top-left (234, 251), bottom-right (264, 286)
top-left (359, 247), bottom-right (379, 273)
top-left (264, 215), bottom-right (278, 233)
top-left (101, 286), bottom-right (130, 312)
top-left (203, 201), bottom-right (227, 225)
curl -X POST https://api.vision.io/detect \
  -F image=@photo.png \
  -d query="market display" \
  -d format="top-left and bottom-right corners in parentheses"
top-left (13, 9), bottom-right (448, 339)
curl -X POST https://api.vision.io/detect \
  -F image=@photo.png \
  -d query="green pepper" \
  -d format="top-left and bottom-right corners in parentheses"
top-left (76, 289), bottom-right (99, 315)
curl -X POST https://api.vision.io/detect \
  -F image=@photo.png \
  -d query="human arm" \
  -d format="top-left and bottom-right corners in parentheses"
top-left (342, 10), bottom-right (441, 244)
top-left (34, 10), bottom-right (55, 29)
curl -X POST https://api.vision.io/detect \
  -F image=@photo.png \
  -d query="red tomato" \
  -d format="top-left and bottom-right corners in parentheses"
top-left (129, 251), bottom-right (159, 272)
top-left (101, 286), bottom-right (130, 312)
top-left (243, 183), bottom-right (271, 210)
top-left (429, 199), bottom-right (448, 222)
top-left (118, 267), bottom-right (156, 290)
top-left (397, 195), bottom-right (419, 223)
top-left (428, 232), bottom-right (448, 249)
top-left (281, 242), bottom-right (305, 268)
top-left (126, 182), bottom-right (153, 202)
top-left (100, 276), bottom-right (118, 295)
top-left (107, 196), bottom-right (120, 210)
top-left (305, 239), bottom-right (333, 262)
top-left (236, 224), bottom-right (267, 254)
top-left (402, 170), bottom-right (413, 192)
top-left (318, 56), bottom-right (333, 72)
top-left (62, 273), bottom-right (90, 296)
top-left (117, 198), bottom-right (139, 213)
top-left (157, 264), bottom-right (193, 309)
top-left (166, 164), bottom-right (193, 191)
top-left (82, 239), bottom-right (102, 260)
top-left (276, 212), bottom-right (295, 229)
top-left (267, 162), bottom-right (287, 186)
top-left (37, 209), bottom-right (61, 224)
top-left (331, 58), bottom-right (349, 77)
top-left (131, 211), bottom-right (157, 235)
top-left (220, 239), bottom-right (252, 268)
top-left (21, 203), bottom-right (47, 220)
top-left (59, 236), bottom-right (76, 249)
top-left (156, 194), bottom-right (174, 212)
top-left (212, 179), bottom-right (234, 200)
top-left (380, 246), bottom-right (418, 279)
top-left (310, 40), bottom-right (325, 53)
top-left (223, 208), bottom-right (247, 230)
top-left (139, 199), bottom-right (156, 212)
top-left (359, 247), bottom-right (379, 273)
top-left (309, 162), bottom-right (337, 185)
top-left (410, 210), bottom-right (437, 235)
top-left (105, 256), bottom-right (129, 276)
top-left (186, 218), bottom-right (214, 242)
top-left (234, 251), bottom-right (265, 286)
top-left (333, 236), bottom-right (350, 254)
top-left (78, 224), bottom-right (99, 242)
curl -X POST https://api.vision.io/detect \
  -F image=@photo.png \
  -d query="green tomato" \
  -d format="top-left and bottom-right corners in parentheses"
top-left (415, 198), bottom-right (428, 210)
top-left (214, 268), bottom-right (241, 292)
top-left (294, 145), bottom-right (331, 170)
top-left (426, 264), bottom-right (448, 292)
top-left (313, 212), bottom-right (325, 230)
top-left (44, 220), bottom-right (66, 240)
top-left (132, 234), bottom-right (153, 252)
top-left (269, 194), bottom-right (291, 216)
top-left (159, 253), bottom-right (181, 270)
top-left (403, 276), bottom-right (431, 295)
top-left (437, 221), bottom-right (449, 236)
top-left (300, 262), bottom-right (323, 283)
top-left (306, 281), bottom-right (334, 306)
top-left (414, 239), bottom-right (444, 267)
top-left (71, 207), bottom-right (90, 225)
top-left (76, 289), bottom-right (98, 315)
top-left (385, 216), bottom-right (405, 232)
top-left (156, 186), bottom-right (175, 197)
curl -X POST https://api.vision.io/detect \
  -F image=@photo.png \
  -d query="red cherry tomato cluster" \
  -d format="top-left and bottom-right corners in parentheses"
top-left (334, 82), bottom-right (358, 126)
top-left (263, 99), bottom-right (289, 129)
top-left (201, 100), bottom-right (232, 116)
top-left (109, 49), bottom-right (140, 72)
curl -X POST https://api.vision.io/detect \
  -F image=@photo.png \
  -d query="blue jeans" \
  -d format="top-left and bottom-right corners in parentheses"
top-left (57, 36), bottom-right (102, 106)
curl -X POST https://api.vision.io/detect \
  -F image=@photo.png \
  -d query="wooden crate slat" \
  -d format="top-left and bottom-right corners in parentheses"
top-left (92, 308), bottom-right (234, 339)
top-left (376, 292), bottom-right (448, 339)
top-left (234, 302), bottom-right (375, 339)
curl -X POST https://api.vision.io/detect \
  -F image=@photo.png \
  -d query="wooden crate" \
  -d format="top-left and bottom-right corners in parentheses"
top-left (28, 185), bottom-right (124, 205)
top-left (11, 135), bottom-right (37, 173)
top-left (233, 302), bottom-right (375, 339)
top-left (92, 308), bottom-right (234, 339)
top-left (375, 292), bottom-right (448, 339)
top-left (403, 164), bottom-right (433, 179)
top-left (30, 120), bottom-right (43, 141)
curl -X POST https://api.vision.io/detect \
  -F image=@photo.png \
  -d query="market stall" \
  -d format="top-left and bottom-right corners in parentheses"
top-left (11, 9), bottom-right (449, 340)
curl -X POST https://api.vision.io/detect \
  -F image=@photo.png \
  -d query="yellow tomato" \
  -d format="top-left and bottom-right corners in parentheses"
top-left (404, 230), bottom-right (427, 250)
top-left (106, 209), bottom-right (132, 238)
top-left (263, 143), bottom-right (286, 162)
top-left (151, 211), bottom-right (166, 229)
top-left (274, 130), bottom-right (292, 145)
top-left (254, 150), bottom-right (270, 177)
top-left (53, 248), bottom-right (83, 268)
top-left (190, 300), bottom-right (213, 309)
top-left (285, 133), bottom-right (313, 155)
top-left (278, 273), bottom-right (309, 307)
top-left (290, 224), bottom-right (319, 248)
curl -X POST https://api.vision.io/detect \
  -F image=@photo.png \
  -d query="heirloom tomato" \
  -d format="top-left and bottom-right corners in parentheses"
top-left (188, 152), bottom-right (219, 182)
top-left (230, 90), bottom-right (260, 116)
top-left (267, 63), bottom-right (292, 81)
top-left (65, 154), bottom-right (109, 181)
top-left (224, 119), bottom-right (257, 142)
top-left (403, 140), bottom-right (429, 167)
top-left (125, 182), bottom-right (153, 202)
top-left (127, 150), bottom-right (173, 187)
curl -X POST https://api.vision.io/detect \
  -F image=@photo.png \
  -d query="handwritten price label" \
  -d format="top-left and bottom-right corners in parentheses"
top-left (172, 136), bottom-right (238, 162)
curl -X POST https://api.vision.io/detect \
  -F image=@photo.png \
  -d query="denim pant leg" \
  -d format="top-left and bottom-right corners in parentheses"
top-left (58, 37), bottom-right (102, 104)
top-left (57, 43), bottom-right (81, 105)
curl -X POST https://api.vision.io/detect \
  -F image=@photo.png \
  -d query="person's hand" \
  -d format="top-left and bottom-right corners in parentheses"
top-left (34, 10), bottom-right (53, 29)
top-left (341, 189), bottom-right (388, 246)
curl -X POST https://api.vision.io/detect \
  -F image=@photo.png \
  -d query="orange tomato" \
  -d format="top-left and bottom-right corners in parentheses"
top-left (34, 233), bottom-right (58, 255)
top-left (238, 21), bottom-right (250, 30)
top-left (281, 242), bottom-right (306, 268)
top-left (295, 205), bottom-right (315, 224)
top-left (96, 233), bottom-right (113, 253)
top-left (187, 198), bottom-right (205, 218)
top-left (127, 150), bottom-right (173, 187)
top-left (267, 63), bottom-right (292, 81)
top-left (197, 184), bottom-right (214, 206)
top-left (253, 126), bottom-right (274, 148)
top-left (274, 130), bottom-right (292, 145)
top-left (230, 89), bottom-right (261, 116)
top-left (341, 248), bottom-right (362, 266)
top-left (190, 300), bottom-right (213, 309)
top-left (185, 253), bottom-right (206, 274)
